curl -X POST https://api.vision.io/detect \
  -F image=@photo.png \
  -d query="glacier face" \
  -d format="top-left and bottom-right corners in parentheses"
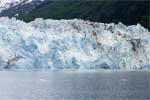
top-left (0, 17), bottom-right (149, 70)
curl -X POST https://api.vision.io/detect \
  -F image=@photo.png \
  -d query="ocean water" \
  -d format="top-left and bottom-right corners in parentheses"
top-left (0, 71), bottom-right (149, 100)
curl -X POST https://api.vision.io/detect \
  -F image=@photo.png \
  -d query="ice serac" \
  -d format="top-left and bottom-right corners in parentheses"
top-left (0, 17), bottom-right (149, 70)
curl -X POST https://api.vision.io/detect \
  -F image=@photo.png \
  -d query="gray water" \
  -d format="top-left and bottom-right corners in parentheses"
top-left (0, 71), bottom-right (149, 100)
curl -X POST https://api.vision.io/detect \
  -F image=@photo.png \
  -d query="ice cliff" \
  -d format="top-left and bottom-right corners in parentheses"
top-left (0, 17), bottom-right (149, 70)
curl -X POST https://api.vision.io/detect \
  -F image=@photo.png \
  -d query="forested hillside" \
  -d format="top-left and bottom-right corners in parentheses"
top-left (0, 0), bottom-right (149, 29)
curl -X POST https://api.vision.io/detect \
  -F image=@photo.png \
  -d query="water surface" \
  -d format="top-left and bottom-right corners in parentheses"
top-left (0, 71), bottom-right (149, 100)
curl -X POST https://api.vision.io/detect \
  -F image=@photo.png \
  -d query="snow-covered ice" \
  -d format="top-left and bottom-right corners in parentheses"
top-left (0, 17), bottom-right (149, 69)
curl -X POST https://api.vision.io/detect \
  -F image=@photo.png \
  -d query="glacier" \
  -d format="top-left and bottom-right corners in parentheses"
top-left (0, 17), bottom-right (149, 70)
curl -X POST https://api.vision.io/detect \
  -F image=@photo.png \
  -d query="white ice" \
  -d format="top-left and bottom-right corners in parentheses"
top-left (0, 17), bottom-right (149, 70)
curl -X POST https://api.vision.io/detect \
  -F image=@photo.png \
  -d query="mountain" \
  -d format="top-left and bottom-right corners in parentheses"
top-left (0, 17), bottom-right (149, 70)
top-left (0, 0), bottom-right (22, 11)
top-left (0, 0), bottom-right (44, 17)
top-left (0, 0), bottom-right (149, 29)
top-left (0, 0), bottom-right (33, 12)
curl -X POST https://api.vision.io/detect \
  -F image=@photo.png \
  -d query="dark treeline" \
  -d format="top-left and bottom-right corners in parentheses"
top-left (1, 0), bottom-right (149, 29)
